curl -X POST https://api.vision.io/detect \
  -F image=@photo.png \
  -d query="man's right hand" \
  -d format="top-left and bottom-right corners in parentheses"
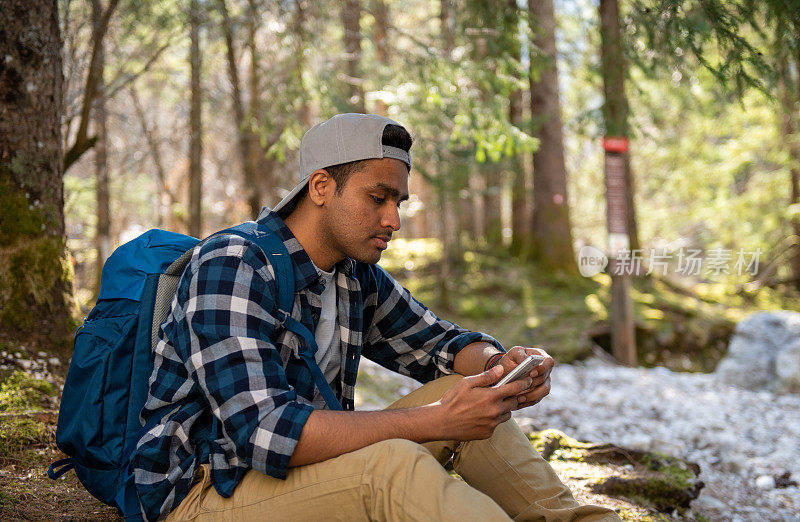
top-left (430, 366), bottom-right (532, 441)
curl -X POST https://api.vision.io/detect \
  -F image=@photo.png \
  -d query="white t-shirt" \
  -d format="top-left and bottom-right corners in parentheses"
top-left (311, 266), bottom-right (342, 409)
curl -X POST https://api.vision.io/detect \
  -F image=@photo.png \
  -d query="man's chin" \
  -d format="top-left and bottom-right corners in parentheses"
top-left (350, 249), bottom-right (383, 265)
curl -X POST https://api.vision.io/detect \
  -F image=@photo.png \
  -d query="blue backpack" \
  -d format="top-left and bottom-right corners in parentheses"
top-left (48, 222), bottom-right (342, 519)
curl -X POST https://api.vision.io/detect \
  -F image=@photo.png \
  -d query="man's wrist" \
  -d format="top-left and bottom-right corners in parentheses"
top-left (412, 402), bottom-right (447, 442)
top-left (483, 352), bottom-right (505, 372)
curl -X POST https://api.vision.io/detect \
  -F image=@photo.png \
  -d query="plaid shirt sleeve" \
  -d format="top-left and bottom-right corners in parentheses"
top-left (167, 236), bottom-right (313, 479)
top-left (362, 265), bottom-right (504, 383)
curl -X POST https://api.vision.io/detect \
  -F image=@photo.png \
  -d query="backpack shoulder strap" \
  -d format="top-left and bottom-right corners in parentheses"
top-left (220, 223), bottom-right (295, 315)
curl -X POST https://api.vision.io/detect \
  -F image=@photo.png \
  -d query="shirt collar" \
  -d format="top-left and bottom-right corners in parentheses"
top-left (256, 207), bottom-right (355, 290)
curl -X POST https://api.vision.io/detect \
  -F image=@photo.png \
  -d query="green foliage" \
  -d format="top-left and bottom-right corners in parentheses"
top-left (627, 0), bottom-right (774, 96)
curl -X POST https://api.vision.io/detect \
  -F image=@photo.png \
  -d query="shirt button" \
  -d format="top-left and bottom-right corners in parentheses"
top-left (312, 312), bottom-right (320, 321)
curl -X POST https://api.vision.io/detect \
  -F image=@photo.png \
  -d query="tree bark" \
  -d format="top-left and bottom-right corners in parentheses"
top-left (91, 0), bottom-right (111, 295)
top-left (599, 0), bottom-right (639, 251)
top-left (246, 0), bottom-right (276, 208)
top-left (341, 0), bottom-right (366, 113)
top-left (778, 46), bottom-right (800, 289)
top-left (294, 0), bottom-right (312, 127)
top-left (471, 9), bottom-right (502, 245)
top-left (435, 0), bottom-right (457, 311)
top-left (63, 0), bottom-right (119, 171)
top-left (189, 0), bottom-right (203, 238)
top-left (510, 83), bottom-right (529, 255)
top-left (217, 0), bottom-right (260, 218)
top-left (372, 0), bottom-right (389, 116)
top-left (528, 0), bottom-right (578, 273)
top-left (0, 0), bottom-right (76, 356)
top-left (509, 0), bottom-right (528, 256)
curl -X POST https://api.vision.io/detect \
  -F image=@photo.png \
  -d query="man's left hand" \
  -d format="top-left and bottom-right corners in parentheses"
top-left (496, 346), bottom-right (554, 410)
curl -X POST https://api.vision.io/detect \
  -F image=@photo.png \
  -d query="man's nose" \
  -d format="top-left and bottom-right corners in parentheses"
top-left (381, 204), bottom-right (401, 231)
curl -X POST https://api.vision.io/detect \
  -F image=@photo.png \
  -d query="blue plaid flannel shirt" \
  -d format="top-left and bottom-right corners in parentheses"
top-left (132, 208), bottom-right (503, 521)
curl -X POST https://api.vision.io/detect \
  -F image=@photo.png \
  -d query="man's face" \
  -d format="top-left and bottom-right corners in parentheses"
top-left (320, 157), bottom-right (409, 265)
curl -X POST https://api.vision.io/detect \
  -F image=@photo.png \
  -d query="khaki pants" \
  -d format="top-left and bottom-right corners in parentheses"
top-left (167, 375), bottom-right (620, 521)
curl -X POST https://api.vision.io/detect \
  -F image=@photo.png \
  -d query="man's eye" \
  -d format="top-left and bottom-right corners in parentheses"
top-left (371, 195), bottom-right (385, 204)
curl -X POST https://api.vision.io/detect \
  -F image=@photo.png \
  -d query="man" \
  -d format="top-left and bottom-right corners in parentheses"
top-left (133, 114), bottom-right (621, 521)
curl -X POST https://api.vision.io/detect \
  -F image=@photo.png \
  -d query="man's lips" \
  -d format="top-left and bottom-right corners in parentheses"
top-left (373, 236), bottom-right (391, 249)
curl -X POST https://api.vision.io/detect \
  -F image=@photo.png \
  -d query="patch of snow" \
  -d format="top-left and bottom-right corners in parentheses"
top-left (356, 357), bottom-right (800, 520)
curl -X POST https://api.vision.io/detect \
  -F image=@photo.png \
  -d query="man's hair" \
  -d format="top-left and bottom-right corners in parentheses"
top-left (324, 124), bottom-right (413, 194)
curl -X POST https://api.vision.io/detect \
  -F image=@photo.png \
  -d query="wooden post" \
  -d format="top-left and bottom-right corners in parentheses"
top-left (603, 136), bottom-right (637, 366)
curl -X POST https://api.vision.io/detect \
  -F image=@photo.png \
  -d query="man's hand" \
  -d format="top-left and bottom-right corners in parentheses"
top-left (432, 366), bottom-right (532, 440)
top-left (496, 346), bottom-right (554, 410)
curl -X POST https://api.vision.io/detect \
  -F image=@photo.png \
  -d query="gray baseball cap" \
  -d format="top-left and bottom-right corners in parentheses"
top-left (273, 113), bottom-right (412, 216)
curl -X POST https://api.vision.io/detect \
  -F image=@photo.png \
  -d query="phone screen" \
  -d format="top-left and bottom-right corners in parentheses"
top-left (493, 354), bottom-right (544, 387)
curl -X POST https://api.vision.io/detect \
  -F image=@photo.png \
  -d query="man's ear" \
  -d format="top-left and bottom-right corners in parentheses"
top-left (308, 169), bottom-right (336, 206)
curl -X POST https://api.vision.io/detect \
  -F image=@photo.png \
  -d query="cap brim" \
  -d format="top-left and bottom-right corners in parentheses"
top-left (272, 175), bottom-right (310, 216)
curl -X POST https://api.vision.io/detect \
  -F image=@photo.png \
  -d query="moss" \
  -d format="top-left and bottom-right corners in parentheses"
top-left (641, 453), bottom-right (697, 489)
top-left (528, 429), bottom-right (596, 461)
top-left (0, 371), bottom-right (56, 412)
top-left (616, 508), bottom-right (671, 521)
top-left (0, 234), bottom-right (75, 334)
top-left (590, 453), bottom-right (704, 514)
top-left (0, 172), bottom-right (78, 347)
top-left (0, 173), bottom-right (48, 247)
top-left (592, 474), bottom-right (702, 513)
top-left (528, 429), bottom-right (703, 513)
top-left (0, 417), bottom-right (51, 456)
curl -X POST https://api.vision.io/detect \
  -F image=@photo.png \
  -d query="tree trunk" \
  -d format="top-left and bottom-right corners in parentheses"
top-left (246, 0), bottom-right (274, 208)
top-left (599, 0), bottom-right (639, 251)
top-left (372, 0), bottom-right (389, 116)
top-left (92, 0), bottom-right (111, 294)
top-left (436, 0), bottom-right (456, 310)
top-left (792, 50), bottom-right (800, 291)
top-left (510, 84), bottom-right (528, 255)
top-left (471, 12), bottom-right (502, 246)
top-left (217, 0), bottom-right (260, 218)
top-left (509, 0), bottom-right (528, 256)
top-left (294, 0), bottom-right (312, 127)
top-left (528, 0), bottom-right (578, 273)
top-left (341, 0), bottom-right (366, 113)
top-left (0, 0), bottom-right (76, 356)
top-left (778, 46), bottom-right (800, 289)
top-left (63, 0), bottom-right (119, 171)
top-left (188, 0), bottom-right (203, 238)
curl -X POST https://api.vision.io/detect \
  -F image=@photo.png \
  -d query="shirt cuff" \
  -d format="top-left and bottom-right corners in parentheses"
top-left (256, 400), bottom-right (314, 480)
top-left (439, 332), bottom-right (505, 376)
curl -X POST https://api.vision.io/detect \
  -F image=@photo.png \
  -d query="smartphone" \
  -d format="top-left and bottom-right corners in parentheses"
top-left (493, 354), bottom-right (545, 388)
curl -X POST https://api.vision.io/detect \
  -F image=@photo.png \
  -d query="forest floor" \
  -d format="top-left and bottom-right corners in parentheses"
top-left (2, 239), bottom-right (798, 520)
top-left (0, 361), bottom-right (697, 522)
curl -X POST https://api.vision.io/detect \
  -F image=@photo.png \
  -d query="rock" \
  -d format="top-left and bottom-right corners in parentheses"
top-left (755, 474), bottom-right (775, 490)
top-left (715, 311), bottom-right (800, 393)
top-left (692, 494), bottom-right (727, 511)
top-left (775, 339), bottom-right (800, 394)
